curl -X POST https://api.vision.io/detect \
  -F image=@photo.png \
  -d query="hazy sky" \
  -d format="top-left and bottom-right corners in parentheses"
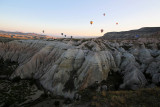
top-left (0, 0), bottom-right (160, 38)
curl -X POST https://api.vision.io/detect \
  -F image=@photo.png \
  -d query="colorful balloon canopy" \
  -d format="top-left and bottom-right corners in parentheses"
top-left (90, 21), bottom-right (93, 25)
top-left (101, 29), bottom-right (104, 33)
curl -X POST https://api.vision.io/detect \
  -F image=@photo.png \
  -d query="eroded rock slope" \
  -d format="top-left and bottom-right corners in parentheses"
top-left (0, 38), bottom-right (160, 98)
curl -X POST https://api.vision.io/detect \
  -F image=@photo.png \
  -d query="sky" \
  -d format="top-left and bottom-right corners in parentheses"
top-left (0, 0), bottom-right (160, 38)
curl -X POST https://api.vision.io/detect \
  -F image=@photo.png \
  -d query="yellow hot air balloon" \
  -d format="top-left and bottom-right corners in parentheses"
top-left (90, 21), bottom-right (93, 25)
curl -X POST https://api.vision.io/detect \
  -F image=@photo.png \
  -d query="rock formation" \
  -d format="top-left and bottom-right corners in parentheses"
top-left (0, 32), bottom-right (160, 98)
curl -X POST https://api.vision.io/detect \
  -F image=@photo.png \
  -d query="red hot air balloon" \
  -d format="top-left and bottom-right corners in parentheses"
top-left (116, 22), bottom-right (118, 25)
top-left (101, 29), bottom-right (104, 33)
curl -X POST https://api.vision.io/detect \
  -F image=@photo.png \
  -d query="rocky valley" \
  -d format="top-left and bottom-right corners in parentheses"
top-left (0, 27), bottom-right (160, 107)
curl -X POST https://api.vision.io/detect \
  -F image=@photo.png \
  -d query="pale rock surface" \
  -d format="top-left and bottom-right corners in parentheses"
top-left (138, 44), bottom-right (153, 64)
top-left (120, 52), bottom-right (147, 90)
top-left (0, 38), bottom-right (159, 97)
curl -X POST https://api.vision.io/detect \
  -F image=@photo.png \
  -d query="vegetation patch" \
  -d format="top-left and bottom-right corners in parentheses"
top-left (0, 58), bottom-right (44, 107)
top-left (73, 71), bottom-right (160, 107)
top-left (106, 88), bottom-right (160, 107)
top-left (105, 71), bottom-right (123, 91)
top-left (0, 80), bottom-right (40, 107)
top-left (0, 58), bottom-right (18, 76)
top-left (75, 87), bottom-right (160, 107)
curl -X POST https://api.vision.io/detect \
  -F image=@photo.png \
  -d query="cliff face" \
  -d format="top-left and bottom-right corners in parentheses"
top-left (0, 37), bottom-right (160, 98)
top-left (101, 27), bottom-right (160, 39)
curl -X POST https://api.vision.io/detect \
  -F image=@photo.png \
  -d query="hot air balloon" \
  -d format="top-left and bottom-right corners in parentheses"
top-left (116, 22), bottom-right (118, 25)
top-left (64, 35), bottom-right (66, 37)
top-left (42, 30), bottom-right (44, 33)
top-left (90, 21), bottom-right (93, 25)
top-left (103, 13), bottom-right (106, 16)
top-left (61, 33), bottom-right (63, 35)
top-left (71, 36), bottom-right (72, 39)
top-left (101, 29), bottom-right (104, 33)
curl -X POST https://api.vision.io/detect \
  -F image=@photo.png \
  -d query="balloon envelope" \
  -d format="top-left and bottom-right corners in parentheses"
top-left (101, 29), bottom-right (104, 33)
top-left (90, 21), bottom-right (93, 24)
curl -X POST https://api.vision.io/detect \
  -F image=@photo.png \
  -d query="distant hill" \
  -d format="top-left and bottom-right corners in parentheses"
top-left (0, 30), bottom-right (57, 39)
top-left (100, 27), bottom-right (160, 40)
top-left (0, 30), bottom-right (46, 37)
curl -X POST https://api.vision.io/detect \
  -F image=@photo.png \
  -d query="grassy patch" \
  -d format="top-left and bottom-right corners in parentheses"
top-left (107, 88), bottom-right (160, 107)
top-left (0, 58), bottom-right (44, 106)
top-left (75, 88), bottom-right (160, 107)
top-left (0, 80), bottom-right (38, 106)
